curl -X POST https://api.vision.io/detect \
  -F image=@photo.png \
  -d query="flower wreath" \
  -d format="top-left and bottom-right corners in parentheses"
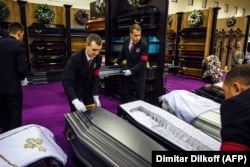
top-left (202, 55), bottom-right (222, 83)
top-left (0, 0), bottom-right (10, 21)
top-left (75, 10), bottom-right (88, 25)
top-left (187, 10), bottom-right (204, 27)
top-left (35, 4), bottom-right (55, 23)
top-left (95, 0), bottom-right (105, 14)
top-left (226, 16), bottom-right (236, 27)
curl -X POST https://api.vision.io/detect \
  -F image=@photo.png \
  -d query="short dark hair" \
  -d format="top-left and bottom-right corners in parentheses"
top-left (8, 22), bottom-right (24, 34)
top-left (86, 33), bottom-right (102, 46)
top-left (224, 64), bottom-right (250, 86)
top-left (130, 23), bottom-right (141, 33)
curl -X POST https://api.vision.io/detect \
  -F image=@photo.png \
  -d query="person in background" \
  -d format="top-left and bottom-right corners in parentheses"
top-left (62, 33), bottom-right (102, 112)
top-left (114, 24), bottom-right (148, 104)
top-left (0, 22), bottom-right (28, 133)
top-left (220, 64), bottom-right (250, 151)
top-left (231, 41), bottom-right (244, 68)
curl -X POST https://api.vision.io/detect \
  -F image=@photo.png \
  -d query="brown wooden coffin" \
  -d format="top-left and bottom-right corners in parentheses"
top-left (85, 18), bottom-right (105, 31)
top-left (28, 23), bottom-right (65, 36)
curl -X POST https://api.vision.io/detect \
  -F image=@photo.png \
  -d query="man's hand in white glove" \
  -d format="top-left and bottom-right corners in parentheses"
top-left (114, 63), bottom-right (119, 66)
top-left (21, 77), bottom-right (29, 86)
top-left (93, 95), bottom-right (101, 107)
top-left (72, 99), bottom-right (86, 112)
top-left (123, 70), bottom-right (132, 76)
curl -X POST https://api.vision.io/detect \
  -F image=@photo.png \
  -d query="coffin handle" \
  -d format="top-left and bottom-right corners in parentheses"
top-left (134, 19), bottom-right (144, 24)
top-left (37, 46), bottom-right (44, 50)
top-left (35, 29), bottom-right (42, 33)
top-left (66, 129), bottom-right (75, 141)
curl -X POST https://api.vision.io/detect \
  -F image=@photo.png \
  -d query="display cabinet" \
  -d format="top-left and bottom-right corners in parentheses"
top-left (177, 27), bottom-right (207, 77)
top-left (104, 0), bottom-right (168, 104)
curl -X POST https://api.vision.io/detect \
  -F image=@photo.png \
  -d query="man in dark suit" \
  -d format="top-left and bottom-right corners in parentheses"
top-left (0, 22), bottom-right (28, 132)
top-left (115, 23), bottom-right (148, 103)
top-left (62, 33), bottom-right (103, 112)
top-left (220, 64), bottom-right (250, 151)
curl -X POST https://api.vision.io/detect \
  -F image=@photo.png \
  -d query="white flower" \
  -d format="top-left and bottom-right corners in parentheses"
top-left (187, 10), bottom-right (204, 27)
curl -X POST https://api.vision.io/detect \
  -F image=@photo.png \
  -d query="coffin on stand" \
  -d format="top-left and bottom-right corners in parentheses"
top-left (64, 107), bottom-right (166, 167)
top-left (118, 100), bottom-right (221, 150)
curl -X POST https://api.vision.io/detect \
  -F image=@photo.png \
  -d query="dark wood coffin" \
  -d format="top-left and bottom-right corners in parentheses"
top-left (70, 26), bottom-right (89, 37)
top-left (192, 85), bottom-right (225, 104)
top-left (85, 18), bottom-right (105, 31)
top-left (28, 23), bottom-right (65, 36)
top-left (30, 41), bottom-right (65, 54)
top-left (64, 107), bottom-right (167, 167)
top-left (32, 54), bottom-right (65, 65)
top-left (113, 6), bottom-right (160, 30)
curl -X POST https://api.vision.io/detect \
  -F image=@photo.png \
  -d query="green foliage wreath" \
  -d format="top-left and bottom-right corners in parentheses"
top-left (187, 10), bottom-right (204, 27)
top-left (0, 0), bottom-right (10, 21)
top-left (35, 4), bottom-right (55, 23)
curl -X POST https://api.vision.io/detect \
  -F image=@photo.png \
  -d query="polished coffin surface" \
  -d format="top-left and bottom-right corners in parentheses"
top-left (64, 107), bottom-right (166, 167)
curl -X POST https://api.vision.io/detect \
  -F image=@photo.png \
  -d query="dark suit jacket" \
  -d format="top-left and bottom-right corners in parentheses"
top-left (220, 88), bottom-right (250, 149)
top-left (62, 48), bottom-right (102, 102)
top-left (0, 36), bottom-right (28, 95)
top-left (116, 38), bottom-right (148, 82)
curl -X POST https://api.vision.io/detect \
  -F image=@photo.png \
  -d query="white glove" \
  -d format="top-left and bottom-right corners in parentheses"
top-left (72, 99), bottom-right (86, 112)
top-left (114, 63), bottom-right (119, 66)
top-left (123, 70), bottom-right (132, 76)
top-left (21, 77), bottom-right (29, 86)
top-left (93, 95), bottom-right (101, 107)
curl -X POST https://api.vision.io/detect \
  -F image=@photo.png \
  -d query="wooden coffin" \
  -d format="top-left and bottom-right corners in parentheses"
top-left (118, 100), bottom-right (221, 151)
top-left (28, 23), bottom-right (65, 36)
top-left (64, 107), bottom-right (167, 167)
top-left (32, 54), bottom-right (65, 65)
top-left (85, 18), bottom-right (105, 31)
top-left (30, 41), bottom-right (65, 54)
top-left (113, 6), bottom-right (160, 30)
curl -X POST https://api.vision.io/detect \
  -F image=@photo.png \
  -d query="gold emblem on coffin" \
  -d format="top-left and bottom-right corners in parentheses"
top-left (24, 138), bottom-right (46, 152)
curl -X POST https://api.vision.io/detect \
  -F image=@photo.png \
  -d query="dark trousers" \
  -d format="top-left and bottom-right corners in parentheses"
top-left (120, 76), bottom-right (145, 104)
top-left (0, 93), bottom-right (23, 132)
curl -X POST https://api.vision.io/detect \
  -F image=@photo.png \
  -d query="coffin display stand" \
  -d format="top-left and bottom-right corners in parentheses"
top-left (64, 107), bottom-right (166, 167)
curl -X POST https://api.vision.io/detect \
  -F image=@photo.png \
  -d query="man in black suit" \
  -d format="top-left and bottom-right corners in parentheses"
top-left (0, 22), bottom-right (28, 132)
top-left (220, 64), bottom-right (250, 151)
top-left (62, 33), bottom-right (103, 112)
top-left (115, 23), bottom-right (148, 103)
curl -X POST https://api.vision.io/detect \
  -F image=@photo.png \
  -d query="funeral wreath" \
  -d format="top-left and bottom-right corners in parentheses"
top-left (35, 4), bottom-right (55, 23)
top-left (95, 0), bottom-right (105, 14)
top-left (187, 10), bottom-right (204, 27)
top-left (75, 10), bottom-right (89, 25)
top-left (0, 0), bottom-right (9, 21)
top-left (226, 16), bottom-right (236, 27)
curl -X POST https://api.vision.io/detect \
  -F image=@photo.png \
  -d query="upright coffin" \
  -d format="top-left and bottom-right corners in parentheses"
top-left (64, 107), bottom-right (166, 167)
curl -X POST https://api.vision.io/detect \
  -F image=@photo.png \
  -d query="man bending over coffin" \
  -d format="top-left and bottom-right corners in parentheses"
top-left (62, 33), bottom-right (102, 112)
top-left (220, 64), bottom-right (250, 151)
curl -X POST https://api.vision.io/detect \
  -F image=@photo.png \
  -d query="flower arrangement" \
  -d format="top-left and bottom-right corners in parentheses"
top-left (187, 10), bottom-right (204, 27)
top-left (202, 55), bottom-right (222, 83)
top-left (226, 16), bottom-right (236, 27)
top-left (0, 0), bottom-right (10, 21)
top-left (35, 4), bottom-right (55, 23)
top-left (95, 0), bottom-right (105, 14)
top-left (75, 10), bottom-right (89, 25)
top-left (128, 0), bottom-right (147, 6)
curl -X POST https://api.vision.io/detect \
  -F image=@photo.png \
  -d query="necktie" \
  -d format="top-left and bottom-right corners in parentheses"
top-left (88, 59), bottom-right (93, 67)
top-left (130, 42), bottom-right (135, 52)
